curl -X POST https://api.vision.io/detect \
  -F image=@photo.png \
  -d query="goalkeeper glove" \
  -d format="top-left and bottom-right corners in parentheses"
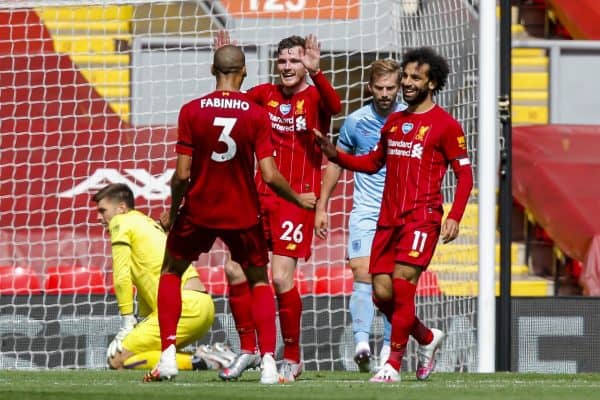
top-left (106, 314), bottom-right (137, 365)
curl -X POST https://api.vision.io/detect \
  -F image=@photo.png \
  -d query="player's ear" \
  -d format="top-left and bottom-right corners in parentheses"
top-left (211, 65), bottom-right (217, 76)
top-left (241, 65), bottom-right (247, 78)
top-left (117, 201), bottom-right (128, 214)
top-left (366, 83), bottom-right (373, 96)
top-left (428, 80), bottom-right (437, 91)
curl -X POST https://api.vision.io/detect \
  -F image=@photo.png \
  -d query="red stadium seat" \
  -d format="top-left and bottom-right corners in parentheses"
top-left (44, 265), bottom-right (106, 294)
top-left (311, 267), bottom-right (441, 296)
top-left (196, 265), bottom-right (227, 296)
top-left (196, 266), bottom-right (314, 295)
top-left (294, 269), bottom-right (314, 295)
top-left (416, 270), bottom-right (442, 296)
top-left (313, 265), bottom-right (353, 295)
top-left (0, 265), bottom-right (42, 295)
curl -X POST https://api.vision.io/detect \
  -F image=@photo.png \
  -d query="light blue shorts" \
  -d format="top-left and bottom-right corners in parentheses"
top-left (347, 212), bottom-right (378, 260)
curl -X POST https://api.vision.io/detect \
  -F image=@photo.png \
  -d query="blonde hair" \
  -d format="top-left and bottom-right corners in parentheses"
top-left (369, 59), bottom-right (401, 85)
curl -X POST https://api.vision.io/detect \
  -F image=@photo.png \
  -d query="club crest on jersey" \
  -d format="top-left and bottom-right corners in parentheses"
top-left (280, 103), bottom-right (292, 115)
top-left (415, 125), bottom-right (430, 141)
top-left (295, 99), bottom-right (305, 115)
top-left (457, 136), bottom-right (467, 150)
top-left (402, 122), bottom-right (414, 134)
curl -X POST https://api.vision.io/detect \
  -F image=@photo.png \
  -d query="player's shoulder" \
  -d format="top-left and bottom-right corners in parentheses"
top-left (431, 104), bottom-right (458, 121)
top-left (108, 210), bottom-right (140, 236)
top-left (112, 210), bottom-right (149, 228)
top-left (384, 108), bottom-right (408, 124)
top-left (247, 83), bottom-right (283, 106)
top-left (339, 105), bottom-right (367, 132)
top-left (431, 105), bottom-right (462, 132)
top-left (248, 82), bottom-right (277, 97)
top-left (348, 103), bottom-right (374, 120)
top-left (180, 96), bottom-right (201, 113)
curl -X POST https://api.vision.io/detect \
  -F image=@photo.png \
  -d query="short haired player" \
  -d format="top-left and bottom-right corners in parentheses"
top-left (93, 183), bottom-right (234, 373)
top-left (146, 45), bottom-right (316, 384)
top-left (214, 31), bottom-right (341, 383)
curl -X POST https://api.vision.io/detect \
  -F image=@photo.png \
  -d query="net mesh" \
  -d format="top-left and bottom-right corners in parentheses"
top-left (0, 0), bottom-right (478, 371)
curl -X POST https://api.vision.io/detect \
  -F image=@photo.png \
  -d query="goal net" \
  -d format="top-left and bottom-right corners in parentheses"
top-left (0, 0), bottom-right (479, 371)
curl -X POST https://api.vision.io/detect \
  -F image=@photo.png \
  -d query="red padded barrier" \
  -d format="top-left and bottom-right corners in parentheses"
top-left (0, 266), bottom-right (42, 295)
top-left (313, 265), bottom-right (353, 295)
top-left (44, 266), bottom-right (106, 294)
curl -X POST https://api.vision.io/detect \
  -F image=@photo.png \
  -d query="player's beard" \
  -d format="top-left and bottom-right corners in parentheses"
top-left (403, 85), bottom-right (429, 107)
top-left (373, 97), bottom-right (393, 113)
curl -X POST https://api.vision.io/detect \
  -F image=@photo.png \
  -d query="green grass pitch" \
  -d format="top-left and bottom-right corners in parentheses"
top-left (1, 370), bottom-right (599, 400)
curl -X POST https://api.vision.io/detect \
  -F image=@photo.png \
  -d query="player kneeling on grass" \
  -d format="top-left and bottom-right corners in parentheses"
top-left (94, 183), bottom-right (233, 372)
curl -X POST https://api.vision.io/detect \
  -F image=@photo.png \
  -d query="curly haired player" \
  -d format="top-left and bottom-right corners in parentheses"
top-left (315, 47), bottom-right (473, 383)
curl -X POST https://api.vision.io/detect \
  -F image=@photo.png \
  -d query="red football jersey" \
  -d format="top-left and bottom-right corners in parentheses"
top-left (336, 105), bottom-right (472, 226)
top-left (247, 71), bottom-right (341, 195)
top-left (175, 90), bottom-right (274, 229)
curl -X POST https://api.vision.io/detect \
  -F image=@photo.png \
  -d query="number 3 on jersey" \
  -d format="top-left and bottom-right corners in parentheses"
top-left (211, 117), bottom-right (237, 162)
top-left (280, 221), bottom-right (304, 244)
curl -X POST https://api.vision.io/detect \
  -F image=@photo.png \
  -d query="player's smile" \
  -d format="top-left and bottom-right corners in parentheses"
top-left (402, 86), bottom-right (417, 99)
top-left (281, 71), bottom-right (298, 82)
top-left (401, 61), bottom-right (434, 107)
top-left (277, 45), bottom-right (306, 89)
top-left (402, 76), bottom-right (430, 106)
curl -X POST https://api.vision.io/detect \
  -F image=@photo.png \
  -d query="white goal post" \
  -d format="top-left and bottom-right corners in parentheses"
top-left (0, 0), bottom-right (481, 371)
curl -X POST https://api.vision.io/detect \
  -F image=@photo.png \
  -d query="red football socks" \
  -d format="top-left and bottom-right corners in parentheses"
top-left (387, 278), bottom-right (417, 371)
top-left (251, 284), bottom-right (277, 355)
top-left (373, 296), bottom-right (393, 322)
top-left (228, 281), bottom-right (257, 353)
top-left (411, 316), bottom-right (434, 345)
top-left (157, 273), bottom-right (182, 351)
top-left (277, 286), bottom-right (302, 363)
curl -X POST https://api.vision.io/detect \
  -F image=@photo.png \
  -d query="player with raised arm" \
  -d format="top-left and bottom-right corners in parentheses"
top-left (314, 47), bottom-right (473, 383)
top-left (93, 183), bottom-right (234, 373)
top-left (215, 31), bottom-right (341, 383)
top-left (315, 59), bottom-right (404, 372)
top-left (144, 45), bottom-right (316, 384)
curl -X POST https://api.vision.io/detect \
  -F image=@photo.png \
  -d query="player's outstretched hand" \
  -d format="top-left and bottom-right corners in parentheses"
top-left (301, 34), bottom-right (321, 75)
top-left (313, 128), bottom-right (338, 159)
top-left (213, 29), bottom-right (236, 50)
top-left (297, 192), bottom-right (317, 210)
top-left (441, 218), bottom-right (459, 243)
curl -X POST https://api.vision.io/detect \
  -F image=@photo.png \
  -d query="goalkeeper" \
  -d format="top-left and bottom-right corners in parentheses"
top-left (93, 183), bottom-right (235, 371)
